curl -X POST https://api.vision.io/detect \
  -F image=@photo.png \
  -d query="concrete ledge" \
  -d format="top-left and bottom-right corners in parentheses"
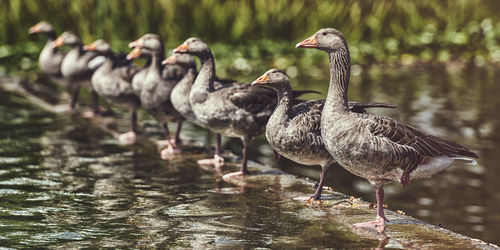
top-left (224, 161), bottom-right (499, 249)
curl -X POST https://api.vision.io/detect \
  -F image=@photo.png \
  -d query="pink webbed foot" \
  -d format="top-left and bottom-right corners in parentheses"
top-left (169, 138), bottom-right (182, 146)
top-left (155, 140), bottom-right (170, 148)
top-left (118, 131), bottom-right (137, 145)
top-left (197, 155), bottom-right (224, 171)
top-left (53, 104), bottom-right (72, 113)
top-left (160, 144), bottom-right (181, 159)
top-left (222, 171), bottom-right (247, 181)
top-left (353, 215), bottom-right (387, 233)
top-left (197, 154), bottom-right (224, 166)
top-left (81, 110), bottom-right (97, 118)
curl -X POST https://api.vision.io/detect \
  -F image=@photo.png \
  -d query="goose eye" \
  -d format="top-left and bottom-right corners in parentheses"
top-left (322, 32), bottom-right (327, 36)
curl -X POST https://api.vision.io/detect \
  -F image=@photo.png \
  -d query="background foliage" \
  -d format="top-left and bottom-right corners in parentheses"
top-left (1, 0), bottom-right (500, 78)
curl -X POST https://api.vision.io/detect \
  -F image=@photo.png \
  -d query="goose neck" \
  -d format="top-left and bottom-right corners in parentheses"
top-left (326, 50), bottom-right (350, 111)
top-left (197, 51), bottom-right (216, 91)
top-left (275, 83), bottom-right (294, 115)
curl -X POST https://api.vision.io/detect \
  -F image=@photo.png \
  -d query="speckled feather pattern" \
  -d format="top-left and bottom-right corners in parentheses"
top-left (171, 67), bottom-right (233, 127)
top-left (39, 40), bottom-right (66, 77)
top-left (61, 47), bottom-right (96, 81)
top-left (189, 54), bottom-right (276, 139)
top-left (266, 83), bottom-right (396, 168)
top-left (266, 98), bottom-right (331, 166)
top-left (132, 58), bottom-right (184, 124)
top-left (91, 56), bottom-right (140, 108)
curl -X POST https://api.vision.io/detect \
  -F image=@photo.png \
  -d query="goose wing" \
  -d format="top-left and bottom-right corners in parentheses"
top-left (348, 101), bottom-right (397, 113)
top-left (227, 84), bottom-right (276, 115)
top-left (366, 115), bottom-right (478, 159)
top-left (115, 64), bottom-right (141, 83)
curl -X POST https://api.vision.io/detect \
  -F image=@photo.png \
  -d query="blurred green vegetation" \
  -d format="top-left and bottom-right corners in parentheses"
top-left (1, 0), bottom-right (500, 79)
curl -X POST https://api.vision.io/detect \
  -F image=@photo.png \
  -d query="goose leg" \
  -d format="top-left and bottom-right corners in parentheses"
top-left (118, 109), bottom-right (137, 145)
top-left (376, 187), bottom-right (388, 222)
top-left (197, 133), bottom-right (224, 167)
top-left (82, 89), bottom-right (101, 118)
top-left (172, 120), bottom-right (183, 146)
top-left (353, 185), bottom-right (387, 233)
top-left (155, 123), bottom-right (172, 147)
top-left (240, 137), bottom-right (250, 175)
top-left (214, 133), bottom-right (224, 162)
top-left (69, 85), bottom-right (81, 110)
top-left (222, 137), bottom-right (251, 180)
top-left (163, 123), bottom-right (171, 140)
top-left (273, 150), bottom-right (281, 162)
top-left (91, 89), bottom-right (100, 115)
top-left (131, 109), bottom-right (137, 133)
top-left (311, 164), bottom-right (330, 200)
top-left (160, 122), bottom-right (181, 157)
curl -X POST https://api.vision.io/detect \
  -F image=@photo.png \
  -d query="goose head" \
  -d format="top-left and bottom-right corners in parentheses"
top-left (29, 21), bottom-right (55, 36)
top-left (83, 39), bottom-right (111, 55)
top-left (251, 69), bottom-right (289, 89)
top-left (296, 28), bottom-right (348, 52)
top-left (127, 33), bottom-right (163, 59)
top-left (162, 53), bottom-right (196, 68)
top-left (52, 31), bottom-right (82, 48)
top-left (173, 37), bottom-right (210, 57)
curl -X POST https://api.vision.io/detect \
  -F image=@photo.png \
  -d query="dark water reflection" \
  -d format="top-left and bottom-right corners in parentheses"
top-left (0, 88), bottom-right (377, 248)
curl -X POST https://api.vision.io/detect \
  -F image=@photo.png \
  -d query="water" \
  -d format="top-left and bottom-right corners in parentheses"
top-left (0, 87), bottom-right (378, 248)
top-left (0, 65), bottom-right (499, 247)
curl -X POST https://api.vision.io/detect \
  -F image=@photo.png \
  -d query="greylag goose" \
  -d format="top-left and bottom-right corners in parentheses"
top-left (127, 34), bottom-right (185, 155)
top-left (83, 40), bottom-right (141, 144)
top-left (173, 38), bottom-right (279, 176)
top-left (162, 53), bottom-right (204, 125)
top-left (29, 21), bottom-right (66, 78)
top-left (252, 69), bottom-right (396, 200)
top-left (53, 32), bottom-right (98, 113)
top-left (297, 28), bottom-right (479, 230)
top-left (162, 53), bottom-right (238, 158)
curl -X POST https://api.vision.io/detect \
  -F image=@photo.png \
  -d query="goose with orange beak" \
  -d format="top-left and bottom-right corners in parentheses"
top-left (172, 37), bottom-right (284, 177)
top-left (52, 31), bottom-right (98, 113)
top-left (29, 21), bottom-right (66, 78)
top-left (84, 39), bottom-right (141, 145)
top-left (297, 28), bottom-right (478, 231)
top-left (127, 34), bottom-right (186, 157)
top-left (252, 69), bottom-right (396, 200)
top-left (161, 53), bottom-right (238, 158)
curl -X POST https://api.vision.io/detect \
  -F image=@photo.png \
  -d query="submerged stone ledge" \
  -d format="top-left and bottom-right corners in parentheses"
top-left (2, 75), bottom-right (498, 249)
top-left (223, 161), bottom-right (498, 249)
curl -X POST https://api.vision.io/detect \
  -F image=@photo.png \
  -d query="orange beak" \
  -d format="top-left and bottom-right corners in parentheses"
top-left (83, 41), bottom-right (98, 51)
top-left (173, 42), bottom-right (189, 53)
top-left (296, 34), bottom-right (318, 48)
top-left (251, 73), bottom-right (269, 86)
top-left (29, 24), bottom-right (41, 34)
top-left (126, 47), bottom-right (142, 60)
top-left (128, 38), bottom-right (144, 48)
top-left (162, 54), bottom-right (177, 65)
top-left (52, 37), bottom-right (65, 48)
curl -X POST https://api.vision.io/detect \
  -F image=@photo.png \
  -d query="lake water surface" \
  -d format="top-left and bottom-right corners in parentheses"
top-left (0, 64), bottom-right (499, 247)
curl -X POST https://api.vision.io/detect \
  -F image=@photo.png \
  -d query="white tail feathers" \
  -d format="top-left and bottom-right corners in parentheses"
top-left (393, 156), bottom-right (477, 181)
top-left (451, 156), bottom-right (477, 166)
